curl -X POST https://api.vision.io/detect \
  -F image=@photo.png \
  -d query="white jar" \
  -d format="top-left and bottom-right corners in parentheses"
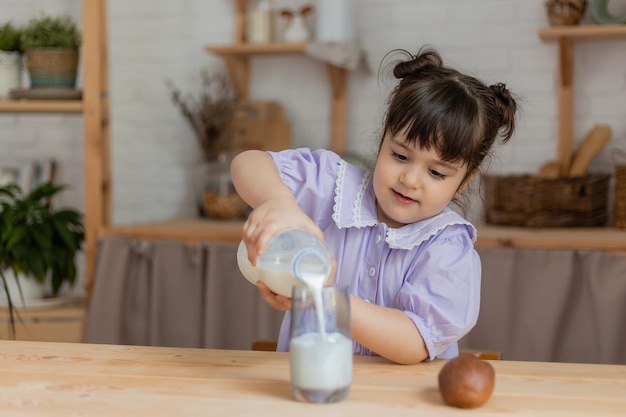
top-left (0, 51), bottom-right (22, 99)
top-left (315, 0), bottom-right (356, 43)
top-left (248, 0), bottom-right (274, 44)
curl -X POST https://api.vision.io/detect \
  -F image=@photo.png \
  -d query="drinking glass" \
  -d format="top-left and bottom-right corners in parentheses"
top-left (289, 286), bottom-right (352, 403)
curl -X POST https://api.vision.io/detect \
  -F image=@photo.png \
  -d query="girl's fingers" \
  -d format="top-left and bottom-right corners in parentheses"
top-left (257, 281), bottom-right (291, 311)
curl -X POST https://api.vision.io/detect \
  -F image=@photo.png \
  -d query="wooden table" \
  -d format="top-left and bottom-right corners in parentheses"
top-left (0, 341), bottom-right (624, 416)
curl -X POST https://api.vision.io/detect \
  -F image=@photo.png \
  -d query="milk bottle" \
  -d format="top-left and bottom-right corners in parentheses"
top-left (236, 229), bottom-right (331, 297)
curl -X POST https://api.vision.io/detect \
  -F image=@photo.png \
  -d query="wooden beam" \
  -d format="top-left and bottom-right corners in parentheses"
top-left (557, 38), bottom-right (574, 175)
top-left (82, 0), bottom-right (109, 300)
top-left (327, 64), bottom-right (347, 154)
top-left (223, 54), bottom-right (250, 99)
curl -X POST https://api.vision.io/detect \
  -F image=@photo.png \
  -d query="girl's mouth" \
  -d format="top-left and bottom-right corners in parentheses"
top-left (392, 190), bottom-right (416, 205)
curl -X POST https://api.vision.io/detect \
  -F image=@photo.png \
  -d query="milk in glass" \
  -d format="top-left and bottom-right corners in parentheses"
top-left (289, 284), bottom-right (352, 403)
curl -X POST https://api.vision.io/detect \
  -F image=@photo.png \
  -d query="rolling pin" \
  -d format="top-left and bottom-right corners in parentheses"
top-left (568, 124), bottom-right (612, 177)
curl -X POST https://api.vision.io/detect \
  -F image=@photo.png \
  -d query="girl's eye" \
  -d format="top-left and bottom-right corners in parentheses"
top-left (392, 151), bottom-right (408, 162)
top-left (430, 169), bottom-right (446, 179)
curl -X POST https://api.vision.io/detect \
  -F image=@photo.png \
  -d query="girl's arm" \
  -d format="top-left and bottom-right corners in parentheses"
top-left (351, 296), bottom-right (429, 364)
top-left (230, 150), bottom-right (323, 263)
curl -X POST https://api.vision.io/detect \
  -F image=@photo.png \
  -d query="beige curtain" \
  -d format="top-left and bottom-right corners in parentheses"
top-left (85, 237), bottom-right (626, 364)
top-left (84, 236), bottom-right (284, 350)
top-left (460, 247), bottom-right (626, 365)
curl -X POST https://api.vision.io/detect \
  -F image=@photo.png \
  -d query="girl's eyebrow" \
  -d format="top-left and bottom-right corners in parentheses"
top-left (390, 136), bottom-right (459, 170)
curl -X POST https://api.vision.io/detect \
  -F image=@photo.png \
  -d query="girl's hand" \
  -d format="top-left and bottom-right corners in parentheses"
top-left (243, 196), bottom-right (323, 265)
top-left (256, 259), bottom-right (337, 312)
top-left (257, 281), bottom-right (291, 311)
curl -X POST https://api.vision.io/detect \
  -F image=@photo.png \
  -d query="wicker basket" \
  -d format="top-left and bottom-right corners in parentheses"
top-left (26, 48), bottom-right (79, 88)
top-left (613, 149), bottom-right (626, 228)
top-left (483, 173), bottom-right (610, 227)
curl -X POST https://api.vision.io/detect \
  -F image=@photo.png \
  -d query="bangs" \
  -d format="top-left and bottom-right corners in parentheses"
top-left (385, 80), bottom-right (483, 165)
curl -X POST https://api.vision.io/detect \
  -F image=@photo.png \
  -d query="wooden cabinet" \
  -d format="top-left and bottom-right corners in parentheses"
top-left (0, 0), bottom-right (110, 298)
top-left (0, 302), bottom-right (84, 342)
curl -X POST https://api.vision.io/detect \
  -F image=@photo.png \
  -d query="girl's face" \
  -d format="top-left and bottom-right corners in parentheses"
top-left (372, 131), bottom-right (468, 228)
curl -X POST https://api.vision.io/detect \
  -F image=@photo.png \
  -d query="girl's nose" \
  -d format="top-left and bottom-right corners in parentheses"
top-left (400, 167), bottom-right (421, 189)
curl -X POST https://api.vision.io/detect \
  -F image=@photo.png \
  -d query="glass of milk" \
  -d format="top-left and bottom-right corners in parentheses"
top-left (289, 286), bottom-right (352, 403)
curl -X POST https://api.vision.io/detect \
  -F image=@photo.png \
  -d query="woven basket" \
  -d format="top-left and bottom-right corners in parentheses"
top-left (26, 48), bottom-right (79, 88)
top-left (612, 149), bottom-right (626, 228)
top-left (483, 173), bottom-right (610, 227)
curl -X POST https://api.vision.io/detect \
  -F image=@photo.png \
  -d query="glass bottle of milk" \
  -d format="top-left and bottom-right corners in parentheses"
top-left (289, 286), bottom-right (352, 404)
top-left (237, 229), bottom-right (332, 297)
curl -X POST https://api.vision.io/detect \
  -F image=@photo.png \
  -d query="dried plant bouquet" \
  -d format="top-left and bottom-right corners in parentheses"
top-left (167, 70), bottom-right (240, 161)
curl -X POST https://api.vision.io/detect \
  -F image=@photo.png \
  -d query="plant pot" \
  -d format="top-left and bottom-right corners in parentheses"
top-left (25, 47), bottom-right (79, 88)
top-left (0, 51), bottom-right (22, 98)
top-left (0, 269), bottom-right (46, 307)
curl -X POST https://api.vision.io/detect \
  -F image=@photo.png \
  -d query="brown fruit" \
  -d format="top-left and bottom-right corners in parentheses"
top-left (438, 353), bottom-right (495, 408)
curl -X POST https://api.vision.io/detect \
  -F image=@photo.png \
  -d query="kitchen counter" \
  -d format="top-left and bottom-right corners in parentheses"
top-left (0, 340), bottom-right (624, 415)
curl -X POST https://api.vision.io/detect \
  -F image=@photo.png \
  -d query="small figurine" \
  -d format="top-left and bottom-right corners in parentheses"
top-left (280, 5), bottom-right (313, 43)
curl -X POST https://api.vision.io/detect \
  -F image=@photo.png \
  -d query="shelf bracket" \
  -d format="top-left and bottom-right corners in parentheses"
top-left (223, 54), bottom-right (251, 99)
top-left (327, 64), bottom-right (347, 155)
top-left (557, 38), bottom-right (574, 175)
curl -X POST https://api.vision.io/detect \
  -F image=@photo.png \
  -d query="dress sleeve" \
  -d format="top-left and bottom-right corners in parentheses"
top-left (395, 225), bottom-right (481, 360)
top-left (268, 148), bottom-right (340, 226)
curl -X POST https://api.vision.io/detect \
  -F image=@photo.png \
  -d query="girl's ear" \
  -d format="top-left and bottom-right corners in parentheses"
top-left (456, 171), bottom-right (476, 197)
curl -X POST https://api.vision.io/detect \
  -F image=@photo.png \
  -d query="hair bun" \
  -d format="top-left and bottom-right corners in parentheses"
top-left (393, 48), bottom-right (443, 80)
top-left (489, 82), bottom-right (517, 142)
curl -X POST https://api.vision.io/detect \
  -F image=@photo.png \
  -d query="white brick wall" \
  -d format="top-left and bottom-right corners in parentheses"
top-left (3, 1), bottom-right (626, 291)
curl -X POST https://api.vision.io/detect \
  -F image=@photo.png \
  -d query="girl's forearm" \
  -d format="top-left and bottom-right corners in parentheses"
top-left (350, 295), bottom-right (428, 364)
top-left (230, 150), bottom-right (294, 208)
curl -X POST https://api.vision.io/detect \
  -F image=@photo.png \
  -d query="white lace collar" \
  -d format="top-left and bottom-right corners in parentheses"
top-left (331, 160), bottom-right (477, 250)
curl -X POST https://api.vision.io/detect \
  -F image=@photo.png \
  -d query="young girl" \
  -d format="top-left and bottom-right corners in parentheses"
top-left (231, 46), bottom-right (517, 365)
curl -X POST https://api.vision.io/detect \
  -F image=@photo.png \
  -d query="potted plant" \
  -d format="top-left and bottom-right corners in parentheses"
top-left (20, 12), bottom-right (81, 89)
top-left (0, 182), bottom-right (85, 337)
top-left (167, 70), bottom-right (247, 219)
top-left (0, 21), bottom-right (23, 98)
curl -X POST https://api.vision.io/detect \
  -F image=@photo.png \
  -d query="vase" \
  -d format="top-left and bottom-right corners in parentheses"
top-left (0, 51), bottom-right (22, 99)
top-left (195, 153), bottom-right (247, 220)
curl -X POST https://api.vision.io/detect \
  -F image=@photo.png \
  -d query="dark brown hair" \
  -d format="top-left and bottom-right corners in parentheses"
top-left (380, 46), bottom-right (518, 187)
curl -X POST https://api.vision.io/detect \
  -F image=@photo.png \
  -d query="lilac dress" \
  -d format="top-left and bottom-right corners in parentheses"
top-left (269, 148), bottom-right (480, 360)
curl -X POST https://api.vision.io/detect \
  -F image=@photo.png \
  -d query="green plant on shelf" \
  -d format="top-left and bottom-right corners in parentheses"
top-left (20, 12), bottom-right (81, 50)
top-left (0, 182), bottom-right (84, 337)
top-left (0, 21), bottom-right (23, 52)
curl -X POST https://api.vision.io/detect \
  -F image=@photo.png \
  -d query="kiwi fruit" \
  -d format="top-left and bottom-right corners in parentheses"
top-left (438, 353), bottom-right (495, 408)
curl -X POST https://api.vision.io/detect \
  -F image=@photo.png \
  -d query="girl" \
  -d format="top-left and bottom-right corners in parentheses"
top-left (231, 46), bottom-right (517, 365)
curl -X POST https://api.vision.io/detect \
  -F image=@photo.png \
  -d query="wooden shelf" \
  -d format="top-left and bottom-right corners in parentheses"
top-left (0, 100), bottom-right (83, 113)
top-left (102, 218), bottom-right (244, 244)
top-left (101, 217), bottom-right (626, 253)
top-left (476, 225), bottom-right (626, 253)
top-left (0, 1), bottom-right (110, 300)
top-left (0, 298), bottom-right (85, 342)
top-left (539, 24), bottom-right (626, 40)
top-left (204, 0), bottom-right (348, 154)
top-left (538, 24), bottom-right (626, 175)
top-left (204, 42), bottom-right (307, 55)
top-left (205, 40), bottom-right (348, 154)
